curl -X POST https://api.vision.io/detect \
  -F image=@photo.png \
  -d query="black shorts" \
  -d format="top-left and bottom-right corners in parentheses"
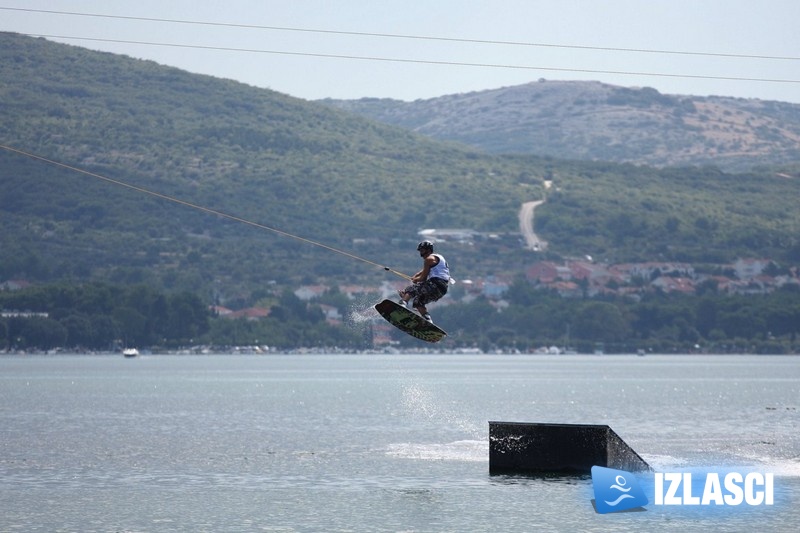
top-left (404, 277), bottom-right (448, 308)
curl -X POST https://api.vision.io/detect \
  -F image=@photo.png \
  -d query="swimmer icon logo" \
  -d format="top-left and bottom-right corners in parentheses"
top-left (591, 466), bottom-right (649, 514)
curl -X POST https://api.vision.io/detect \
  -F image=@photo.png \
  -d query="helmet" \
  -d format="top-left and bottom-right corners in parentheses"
top-left (417, 240), bottom-right (434, 252)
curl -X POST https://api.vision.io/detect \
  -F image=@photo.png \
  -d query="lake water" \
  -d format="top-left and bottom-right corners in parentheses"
top-left (1, 354), bottom-right (798, 532)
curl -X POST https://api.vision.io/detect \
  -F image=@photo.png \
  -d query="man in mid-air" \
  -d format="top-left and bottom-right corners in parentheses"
top-left (397, 241), bottom-right (450, 323)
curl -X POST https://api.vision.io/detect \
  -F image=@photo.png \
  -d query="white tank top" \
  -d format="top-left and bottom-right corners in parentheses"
top-left (428, 254), bottom-right (450, 281)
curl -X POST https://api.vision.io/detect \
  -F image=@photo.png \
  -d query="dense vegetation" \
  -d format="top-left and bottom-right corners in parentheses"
top-left (435, 280), bottom-right (800, 354)
top-left (3, 33), bottom-right (800, 295)
top-left (0, 32), bottom-right (542, 298)
top-left (0, 282), bottom-right (363, 351)
top-left (2, 33), bottom-right (800, 353)
top-left (531, 160), bottom-right (800, 264)
top-left (0, 283), bottom-right (209, 350)
top-left (3, 281), bottom-right (799, 354)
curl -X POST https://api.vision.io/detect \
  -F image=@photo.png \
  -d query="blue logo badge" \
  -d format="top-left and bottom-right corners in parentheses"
top-left (591, 466), bottom-right (649, 514)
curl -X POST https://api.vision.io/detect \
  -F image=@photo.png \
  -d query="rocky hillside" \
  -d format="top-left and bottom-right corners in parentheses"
top-left (321, 80), bottom-right (800, 171)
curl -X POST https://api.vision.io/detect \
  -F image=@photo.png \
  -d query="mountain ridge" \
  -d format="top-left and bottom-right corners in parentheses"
top-left (320, 79), bottom-right (800, 171)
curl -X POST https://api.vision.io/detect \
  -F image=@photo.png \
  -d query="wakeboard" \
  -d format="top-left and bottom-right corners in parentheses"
top-left (374, 299), bottom-right (447, 343)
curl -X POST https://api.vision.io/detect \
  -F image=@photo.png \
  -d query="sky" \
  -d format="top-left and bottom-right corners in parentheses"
top-left (2, 0), bottom-right (799, 104)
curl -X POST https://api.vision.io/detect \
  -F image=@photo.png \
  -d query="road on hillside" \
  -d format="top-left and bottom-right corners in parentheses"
top-left (519, 200), bottom-right (547, 251)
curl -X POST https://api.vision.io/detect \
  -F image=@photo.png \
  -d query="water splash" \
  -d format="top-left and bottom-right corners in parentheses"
top-left (347, 298), bottom-right (378, 324)
top-left (344, 294), bottom-right (380, 336)
top-left (387, 355), bottom-right (487, 462)
top-left (401, 382), bottom-right (481, 438)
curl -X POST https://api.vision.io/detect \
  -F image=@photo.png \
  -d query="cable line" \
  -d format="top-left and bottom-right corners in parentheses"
top-left (0, 143), bottom-right (413, 281)
top-left (3, 6), bottom-right (799, 61)
top-left (20, 33), bottom-right (800, 85)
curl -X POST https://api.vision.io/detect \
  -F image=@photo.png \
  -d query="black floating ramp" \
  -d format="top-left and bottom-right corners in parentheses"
top-left (489, 421), bottom-right (650, 475)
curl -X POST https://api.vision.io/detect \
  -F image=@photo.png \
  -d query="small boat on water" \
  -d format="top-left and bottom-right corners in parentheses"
top-left (122, 348), bottom-right (139, 358)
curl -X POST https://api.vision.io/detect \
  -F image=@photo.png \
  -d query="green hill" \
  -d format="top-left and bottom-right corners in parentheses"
top-left (1, 32), bottom-right (799, 306)
top-left (0, 33), bottom-right (543, 297)
top-left (321, 80), bottom-right (800, 172)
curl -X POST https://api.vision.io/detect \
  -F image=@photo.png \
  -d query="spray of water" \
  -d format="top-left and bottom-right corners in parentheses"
top-left (347, 293), bottom-right (379, 325)
top-left (383, 382), bottom-right (486, 462)
top-left (401, 382), bottom-right (482, 438)
top-left (344, 294), bottom-right (381, 342)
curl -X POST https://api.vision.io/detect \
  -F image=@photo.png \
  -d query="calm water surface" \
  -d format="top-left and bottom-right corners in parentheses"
top-left (1, 354), bottom-right (798, 532)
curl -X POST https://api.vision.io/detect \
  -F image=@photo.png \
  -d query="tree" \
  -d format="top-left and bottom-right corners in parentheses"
top-left (16, 318), bottom-right (67, 349)
top-left (166, 292), bottom-right (210, 344)
top-left (60, 314), bottom-right (94, 347)
top-left (112, 307), bottom-right (149, 346)
top-left (0, 319), bottom-right (7, 349)
top-left (573, 301), bottom-right (630, 342)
